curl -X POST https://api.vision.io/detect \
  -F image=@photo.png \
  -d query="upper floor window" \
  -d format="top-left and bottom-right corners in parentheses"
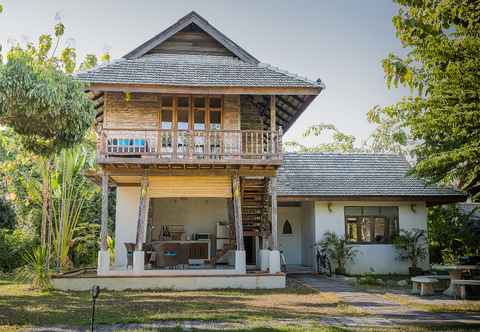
top-left (160, 96), bottom-right (222, 131)
top-left (344, 206), bottom-right (399, 244)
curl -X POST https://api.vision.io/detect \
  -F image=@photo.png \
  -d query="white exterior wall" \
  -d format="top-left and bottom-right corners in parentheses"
top-left (278, 206), bottom-right (303, 265)
top-left (302, 202), bottom-right (315, 266)
top-left (277, 202), bottom-right (315, 267)
top-left (115, 187), bottom-right (142, 268)
top-left (314, 201), bottom-right (429, 275)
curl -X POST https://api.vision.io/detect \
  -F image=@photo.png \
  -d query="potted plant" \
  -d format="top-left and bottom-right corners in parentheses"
top-left (318, 231), bottom-right (358, 275)
top-left (393, 229), bottom-right (428, 276)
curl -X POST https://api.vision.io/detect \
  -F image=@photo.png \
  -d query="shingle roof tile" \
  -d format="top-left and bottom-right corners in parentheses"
top-left (75, 54), bottom-right (321, 88)
top-left (278, 153), bottom-right (464, 198)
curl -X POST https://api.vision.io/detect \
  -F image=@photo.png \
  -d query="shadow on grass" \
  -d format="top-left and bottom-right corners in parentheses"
top-left (0, 285), bottom-right (344, 328)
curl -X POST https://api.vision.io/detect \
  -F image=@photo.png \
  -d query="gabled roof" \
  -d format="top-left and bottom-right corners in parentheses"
top-left (123, 11), bottom-right (259, 64)
top-left (277, 153), bottom-right (466, 204)
top-left (76, 54), bottom-right (321, 88)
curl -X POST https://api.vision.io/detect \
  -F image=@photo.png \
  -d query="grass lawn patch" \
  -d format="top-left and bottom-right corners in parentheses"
top-left (0, 278), bottom-right (362, 330)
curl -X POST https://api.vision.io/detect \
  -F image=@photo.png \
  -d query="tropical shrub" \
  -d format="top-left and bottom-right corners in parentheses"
top-left (0, 198), bottom-right (16, 229)
top-left (318, 231), bottom-right (358, 275)
top-left (393, 229), bottom-right (428, 275)
top-left (428, 204), bottom-right (480, 264)
top-left (16, 246), bottom-right (51, 289)
top-left (0, 228), bottom-right (34, 272)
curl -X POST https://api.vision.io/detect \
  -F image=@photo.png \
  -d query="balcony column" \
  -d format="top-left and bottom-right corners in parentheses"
top-left (232, 174), bottom-right (246, 273)
top-left (270, 95), bottom-right (277, 155)
top-left (97, 170), bottom-right (110, 274)
top-left (133, 175), bottom-right (149, 273)
top-left (269, 176), bottom-right (281, 273)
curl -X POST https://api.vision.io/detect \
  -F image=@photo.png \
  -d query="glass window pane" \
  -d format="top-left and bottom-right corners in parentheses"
top-left (209, 111), bottom-right (221, 130)
top-left (177, 97), bottom-right (189, 108)
top-left (194, 97), bottom-right (205, 108)
top-left (162, 96), bottom-right (173, 108)
top-left (346, 217), bottom-right (358, 242)
top-left (345, 207), bottom-right (362, 216)
top-left (209, 97), bottom-right (221, 109)
top-left (194, 111), bottom-right (206, 130)
top-left (161, 110), bottom-right (173, 129)
top-left (177, 110), bottom-right (189, 130)
top-left (364, 206), bottom-right (380, 216)
top-left (373, 217), bottom-right (385, 242)
top-left (359, 217), bottom-right (373, 242)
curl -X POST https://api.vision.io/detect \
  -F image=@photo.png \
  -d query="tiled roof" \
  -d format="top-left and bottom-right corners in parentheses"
top-left (75, 54), bottom-right (322, 88)
top-left (277, 153), bottom-right (465, 199)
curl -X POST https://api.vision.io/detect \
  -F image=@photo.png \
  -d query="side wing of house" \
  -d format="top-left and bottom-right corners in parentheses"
top-left (276, 153), bottom-right (466, 275)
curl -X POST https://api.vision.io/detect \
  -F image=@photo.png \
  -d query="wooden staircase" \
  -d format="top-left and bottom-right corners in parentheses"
top-left (241, 177), bottom-right (270, 237)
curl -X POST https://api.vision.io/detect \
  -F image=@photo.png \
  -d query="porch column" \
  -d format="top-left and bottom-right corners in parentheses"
top-left (97, 170), bottom-right (110, 274)
top-left (269, 176), bottom-right (281, 273)
top-left (232, 174), bottom-right (246, 273)
top-left (270, 95), bottom-right (276, 154)
top-left (133, 175), bottom-right (149, 273)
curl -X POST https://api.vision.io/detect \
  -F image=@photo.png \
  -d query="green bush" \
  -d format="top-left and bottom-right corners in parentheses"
top-left (0, 228), bottom-right (35, 272)
top-left (428, 204), bottom-right (480, 264)
top-left (0, 198), bottom-right (16, 229)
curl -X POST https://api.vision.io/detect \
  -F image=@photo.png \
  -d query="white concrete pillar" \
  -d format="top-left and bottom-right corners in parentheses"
top-left (97, 250), bottom-right (110, 274)
top-left (269, 250), bottom-right (281, 274)
top-left (133, 251), bottom-right (145, 273)
top-left (235, 250), bottom-right (246, 273)
top-left (259, 249), bottom-right (270, 272)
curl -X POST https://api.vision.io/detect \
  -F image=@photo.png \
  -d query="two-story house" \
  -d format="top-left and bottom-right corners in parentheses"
top-left (51, 12), bottom-right (465, 291)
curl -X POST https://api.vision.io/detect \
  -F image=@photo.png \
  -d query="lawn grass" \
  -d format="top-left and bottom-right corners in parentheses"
top-left (0, 278), bottom-right (361, 330)
top-left (0, 277), bottom-right (478, 331)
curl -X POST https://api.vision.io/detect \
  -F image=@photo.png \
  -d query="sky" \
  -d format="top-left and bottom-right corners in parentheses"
top-left (0, 0), bottom-right (407, 146)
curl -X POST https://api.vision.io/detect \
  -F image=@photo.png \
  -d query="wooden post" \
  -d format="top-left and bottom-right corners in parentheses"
top-left (135, 175), bottom-right (149, 251)
top-left (232, 175), bottom-right (244, 251)
top-left (100, 170), bottom-right (109, 252)
top-left (270, 95), bottom-right (276, 131)
top-left (270, 176), bottom-right (278, 250)
top-left (270, 95), bottom-right (276, 155)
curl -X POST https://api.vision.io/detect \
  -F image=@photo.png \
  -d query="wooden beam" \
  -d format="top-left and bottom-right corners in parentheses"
top-left (89, 83), bottom-right (322, 96)
top-left (270, 95), bottom-right (277, 131)
top-left (270, 176), bottom-right (278, 250)
top-left (135, 175), bottom-right (149, 251)
top-left (100, 170), bottom-right (109, 251)
top-left (232, 175), bottom-right (245, 251)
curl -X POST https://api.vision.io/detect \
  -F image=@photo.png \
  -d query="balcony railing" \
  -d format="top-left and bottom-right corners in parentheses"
top-left (98, 128), bottom-right (283, 164)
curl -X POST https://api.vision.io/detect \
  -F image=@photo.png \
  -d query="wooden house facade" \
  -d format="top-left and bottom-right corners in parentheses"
top-left (70, 11), bottom-right (323, 289)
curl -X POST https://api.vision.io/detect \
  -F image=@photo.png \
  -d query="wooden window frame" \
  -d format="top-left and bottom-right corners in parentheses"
top-left (159, 95), bottom-right (224, 131)
top-left (344, 206), bottom-right (399, 245)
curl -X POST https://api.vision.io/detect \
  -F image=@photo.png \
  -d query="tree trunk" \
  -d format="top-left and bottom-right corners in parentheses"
top-left (56, 158), bottom-right (66, 273)
top-left (40, 158), bottom-right (50, 247)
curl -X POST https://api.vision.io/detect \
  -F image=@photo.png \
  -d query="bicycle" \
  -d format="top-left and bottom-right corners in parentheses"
top-left (315, 246), bottom-right (332, 277)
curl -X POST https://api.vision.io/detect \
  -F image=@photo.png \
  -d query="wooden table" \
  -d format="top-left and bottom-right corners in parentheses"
top-left (432, 264), bottom-right (480, 296)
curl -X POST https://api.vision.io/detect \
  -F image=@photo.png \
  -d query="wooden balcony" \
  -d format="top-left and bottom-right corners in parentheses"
top-left (97, 128), bottom-right (283, 167)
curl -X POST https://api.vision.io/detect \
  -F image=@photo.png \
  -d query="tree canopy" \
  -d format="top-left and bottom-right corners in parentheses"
top-left (0, 22), bottom-right (105, 156)
top-left (369, 0), bottom-right (480, 199)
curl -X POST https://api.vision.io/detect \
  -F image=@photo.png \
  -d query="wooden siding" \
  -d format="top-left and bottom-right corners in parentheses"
top-left (104, 92), bottom-right (239, 131)
top-left (148, 176), bottom-right (232, 198)
top-left (104, 92), bottom-right (159, 129)
top-left (145, 28), bottom-right (235, 57)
